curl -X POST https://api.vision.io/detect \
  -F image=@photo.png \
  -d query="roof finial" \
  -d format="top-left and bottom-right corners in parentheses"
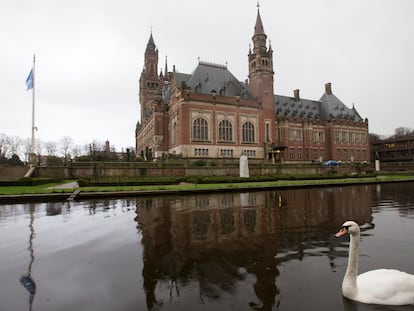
top-left (257, 1), bottom-right (260, 10)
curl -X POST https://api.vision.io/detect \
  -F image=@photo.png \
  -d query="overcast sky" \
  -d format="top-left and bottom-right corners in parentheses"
top-left (1, 0), bottom-right (413, 151)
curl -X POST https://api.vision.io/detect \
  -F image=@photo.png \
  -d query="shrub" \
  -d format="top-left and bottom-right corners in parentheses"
top-left (192, 160), bottom-right (206, 167)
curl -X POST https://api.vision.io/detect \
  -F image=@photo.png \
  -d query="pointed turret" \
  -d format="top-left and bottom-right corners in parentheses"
top-left (254, 5), bottom-right (265, 36)
top-left (143, 32), bottom-right (159, 79)
top-left (247, 3), bottom-right (275, 141)
top-left (147, 32), bottom-right (156, 49)
top-left (248, 4), bottom-right (274, 98)
top-left (139, 32), bottom-right (160, 122)
top-left (251, 4), bottom-right (268, 54)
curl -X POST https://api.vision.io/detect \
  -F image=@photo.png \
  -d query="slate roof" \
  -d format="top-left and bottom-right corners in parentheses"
top-left (170, 62), bottom-right (252, 99)
top-left (275, 91), bottom-right (362, 122)
top-left (164, 62), bottom-right (363, 123)
top-left (319, 92), bottom-right (362, 121)
top-left (275, 95), bottom-right (322, 119)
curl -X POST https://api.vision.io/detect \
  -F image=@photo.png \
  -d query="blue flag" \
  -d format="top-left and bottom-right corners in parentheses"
top-left (25, 69), bottom-right (33, 90)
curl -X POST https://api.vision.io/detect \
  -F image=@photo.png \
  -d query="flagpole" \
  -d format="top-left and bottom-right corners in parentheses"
top-left (30, 54), bottom-right (36, 161)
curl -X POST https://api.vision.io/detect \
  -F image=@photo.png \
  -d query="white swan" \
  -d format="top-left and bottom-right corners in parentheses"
top-left (335, 220), bottom-right (414, 305)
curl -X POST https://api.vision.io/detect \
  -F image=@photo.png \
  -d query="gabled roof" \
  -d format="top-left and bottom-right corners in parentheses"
top-left (319, 92), bottom-right (362, 121)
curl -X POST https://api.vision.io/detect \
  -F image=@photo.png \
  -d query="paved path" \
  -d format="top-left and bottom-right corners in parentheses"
top-left (48, 181), bottom-right (79, 189)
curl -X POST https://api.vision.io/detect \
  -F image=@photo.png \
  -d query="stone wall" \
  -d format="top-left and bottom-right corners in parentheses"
top-left (33, 162), bottom-right (371, 180)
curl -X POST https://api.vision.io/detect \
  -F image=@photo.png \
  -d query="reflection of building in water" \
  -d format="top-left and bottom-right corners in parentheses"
top-left (373, 182), bottom-right (414, 218)
top-left (135, 186), bottom-right (373, 310)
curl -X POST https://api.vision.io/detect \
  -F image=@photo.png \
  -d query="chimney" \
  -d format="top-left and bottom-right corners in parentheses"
top-left (325, 83), bottom-right (332, 95)
top-left (293, 89), bottom-right (300, 101)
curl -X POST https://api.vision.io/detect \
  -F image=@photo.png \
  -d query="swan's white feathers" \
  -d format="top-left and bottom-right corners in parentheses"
top-left (337, 220), bottom-right (414, 305)
top-left (356, 269), bottom-right (414, 305)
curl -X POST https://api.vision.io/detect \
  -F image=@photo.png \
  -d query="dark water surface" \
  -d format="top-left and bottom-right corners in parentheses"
top-left (1, 183), bottom-right (413, 311)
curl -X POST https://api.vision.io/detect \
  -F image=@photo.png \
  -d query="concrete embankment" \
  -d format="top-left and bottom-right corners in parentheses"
top-left (1, 177), bottom-right (414, 204)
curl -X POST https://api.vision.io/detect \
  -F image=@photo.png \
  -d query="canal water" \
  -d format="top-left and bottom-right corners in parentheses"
top-left (0, 183), bottom-right (413, 311)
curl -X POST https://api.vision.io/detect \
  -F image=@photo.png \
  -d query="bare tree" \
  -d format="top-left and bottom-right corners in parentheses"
top-left (23, 138), bottom-right (31, 162)
top-left (35, 139), bottom-right (43, 156)
top-left (0, 133), bottom-right (7, 158)
top-left (60, 136), bottom-right (74, 162)
top-left (45, 141), bottom-right (57, 156)
top-left (8, 136), bottom-right (22, 157)
top-left (72, 145), bottom-right (82, 158)
top-left (393, 127), bottom-right (412, 138)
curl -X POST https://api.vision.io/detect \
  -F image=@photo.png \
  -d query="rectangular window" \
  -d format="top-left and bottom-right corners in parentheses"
top-left (319, 131), bottom-right (325, 143)
top-left (320, 149), bottom-right (325, 160)
top-left (289, 147), bottom-right (295, 159)
top-left (335, 131), bottom-right (340, 144)
top-left (265, 122), bottom-right (270, 142)
top-left (220, 149), bottom-right (233, 157)
top-left (341, 131), bottom-right (347, 144)
top-left (194, 148), bottom-right (209, 156)
top-left (242, 150), bottom-right (256, 157)
top-left (298, 148), bottom-right (302, 159)
top-left (312, 131), bottom-right (324, 144)
top-left (289, 129), bottom-right (303, 143)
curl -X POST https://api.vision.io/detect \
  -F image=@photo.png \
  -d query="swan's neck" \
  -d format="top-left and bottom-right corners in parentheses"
top-left (343, 233), bottom-right (359, 296)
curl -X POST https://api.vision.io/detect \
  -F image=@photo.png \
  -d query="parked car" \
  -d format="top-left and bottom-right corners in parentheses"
top-left (323, 160), bottom-right (340, 167)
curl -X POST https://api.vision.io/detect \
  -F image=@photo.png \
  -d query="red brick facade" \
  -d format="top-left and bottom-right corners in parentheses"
top-left (135, 8), bottom-right (370, 163)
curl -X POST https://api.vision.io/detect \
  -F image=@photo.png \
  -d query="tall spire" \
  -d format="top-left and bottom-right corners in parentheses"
top-left (254, 2), bottom-right (265, 36)
top-left (147, 32), bottom-right (156, 49)
top-left (248, 2), bottom-right (274, 98)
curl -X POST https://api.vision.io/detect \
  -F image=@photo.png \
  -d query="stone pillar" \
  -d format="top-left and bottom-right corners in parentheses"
top-left (375, 159), bottom-right (380, 172)
top-left (240, 155), bottom-right (249, 178)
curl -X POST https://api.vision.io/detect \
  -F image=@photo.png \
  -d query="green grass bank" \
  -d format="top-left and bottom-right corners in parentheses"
top-left (1, 173), bottom-right (414, 203)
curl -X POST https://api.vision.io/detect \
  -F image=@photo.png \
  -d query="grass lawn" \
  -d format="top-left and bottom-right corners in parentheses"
top-left (1, 175), bottom-right (414, 196)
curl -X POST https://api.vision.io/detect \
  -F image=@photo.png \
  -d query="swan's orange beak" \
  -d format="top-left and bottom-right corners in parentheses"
top-left (335, 227), bottom-right (348, 238)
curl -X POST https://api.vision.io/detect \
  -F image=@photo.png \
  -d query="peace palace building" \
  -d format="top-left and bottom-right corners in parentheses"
top-left (135, 7), bottom-right (370, 163)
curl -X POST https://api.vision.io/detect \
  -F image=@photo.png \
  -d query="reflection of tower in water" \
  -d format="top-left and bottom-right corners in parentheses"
top-left (20, 204), bottom-right (36, 311)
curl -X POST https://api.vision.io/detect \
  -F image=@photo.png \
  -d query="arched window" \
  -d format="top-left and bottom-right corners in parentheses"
top-left (218, 120), bottom-right (233, 142)
top-left (193, 118), bottom-right (209, 141)
top-left (242, 121), bottom-right (255, 143)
